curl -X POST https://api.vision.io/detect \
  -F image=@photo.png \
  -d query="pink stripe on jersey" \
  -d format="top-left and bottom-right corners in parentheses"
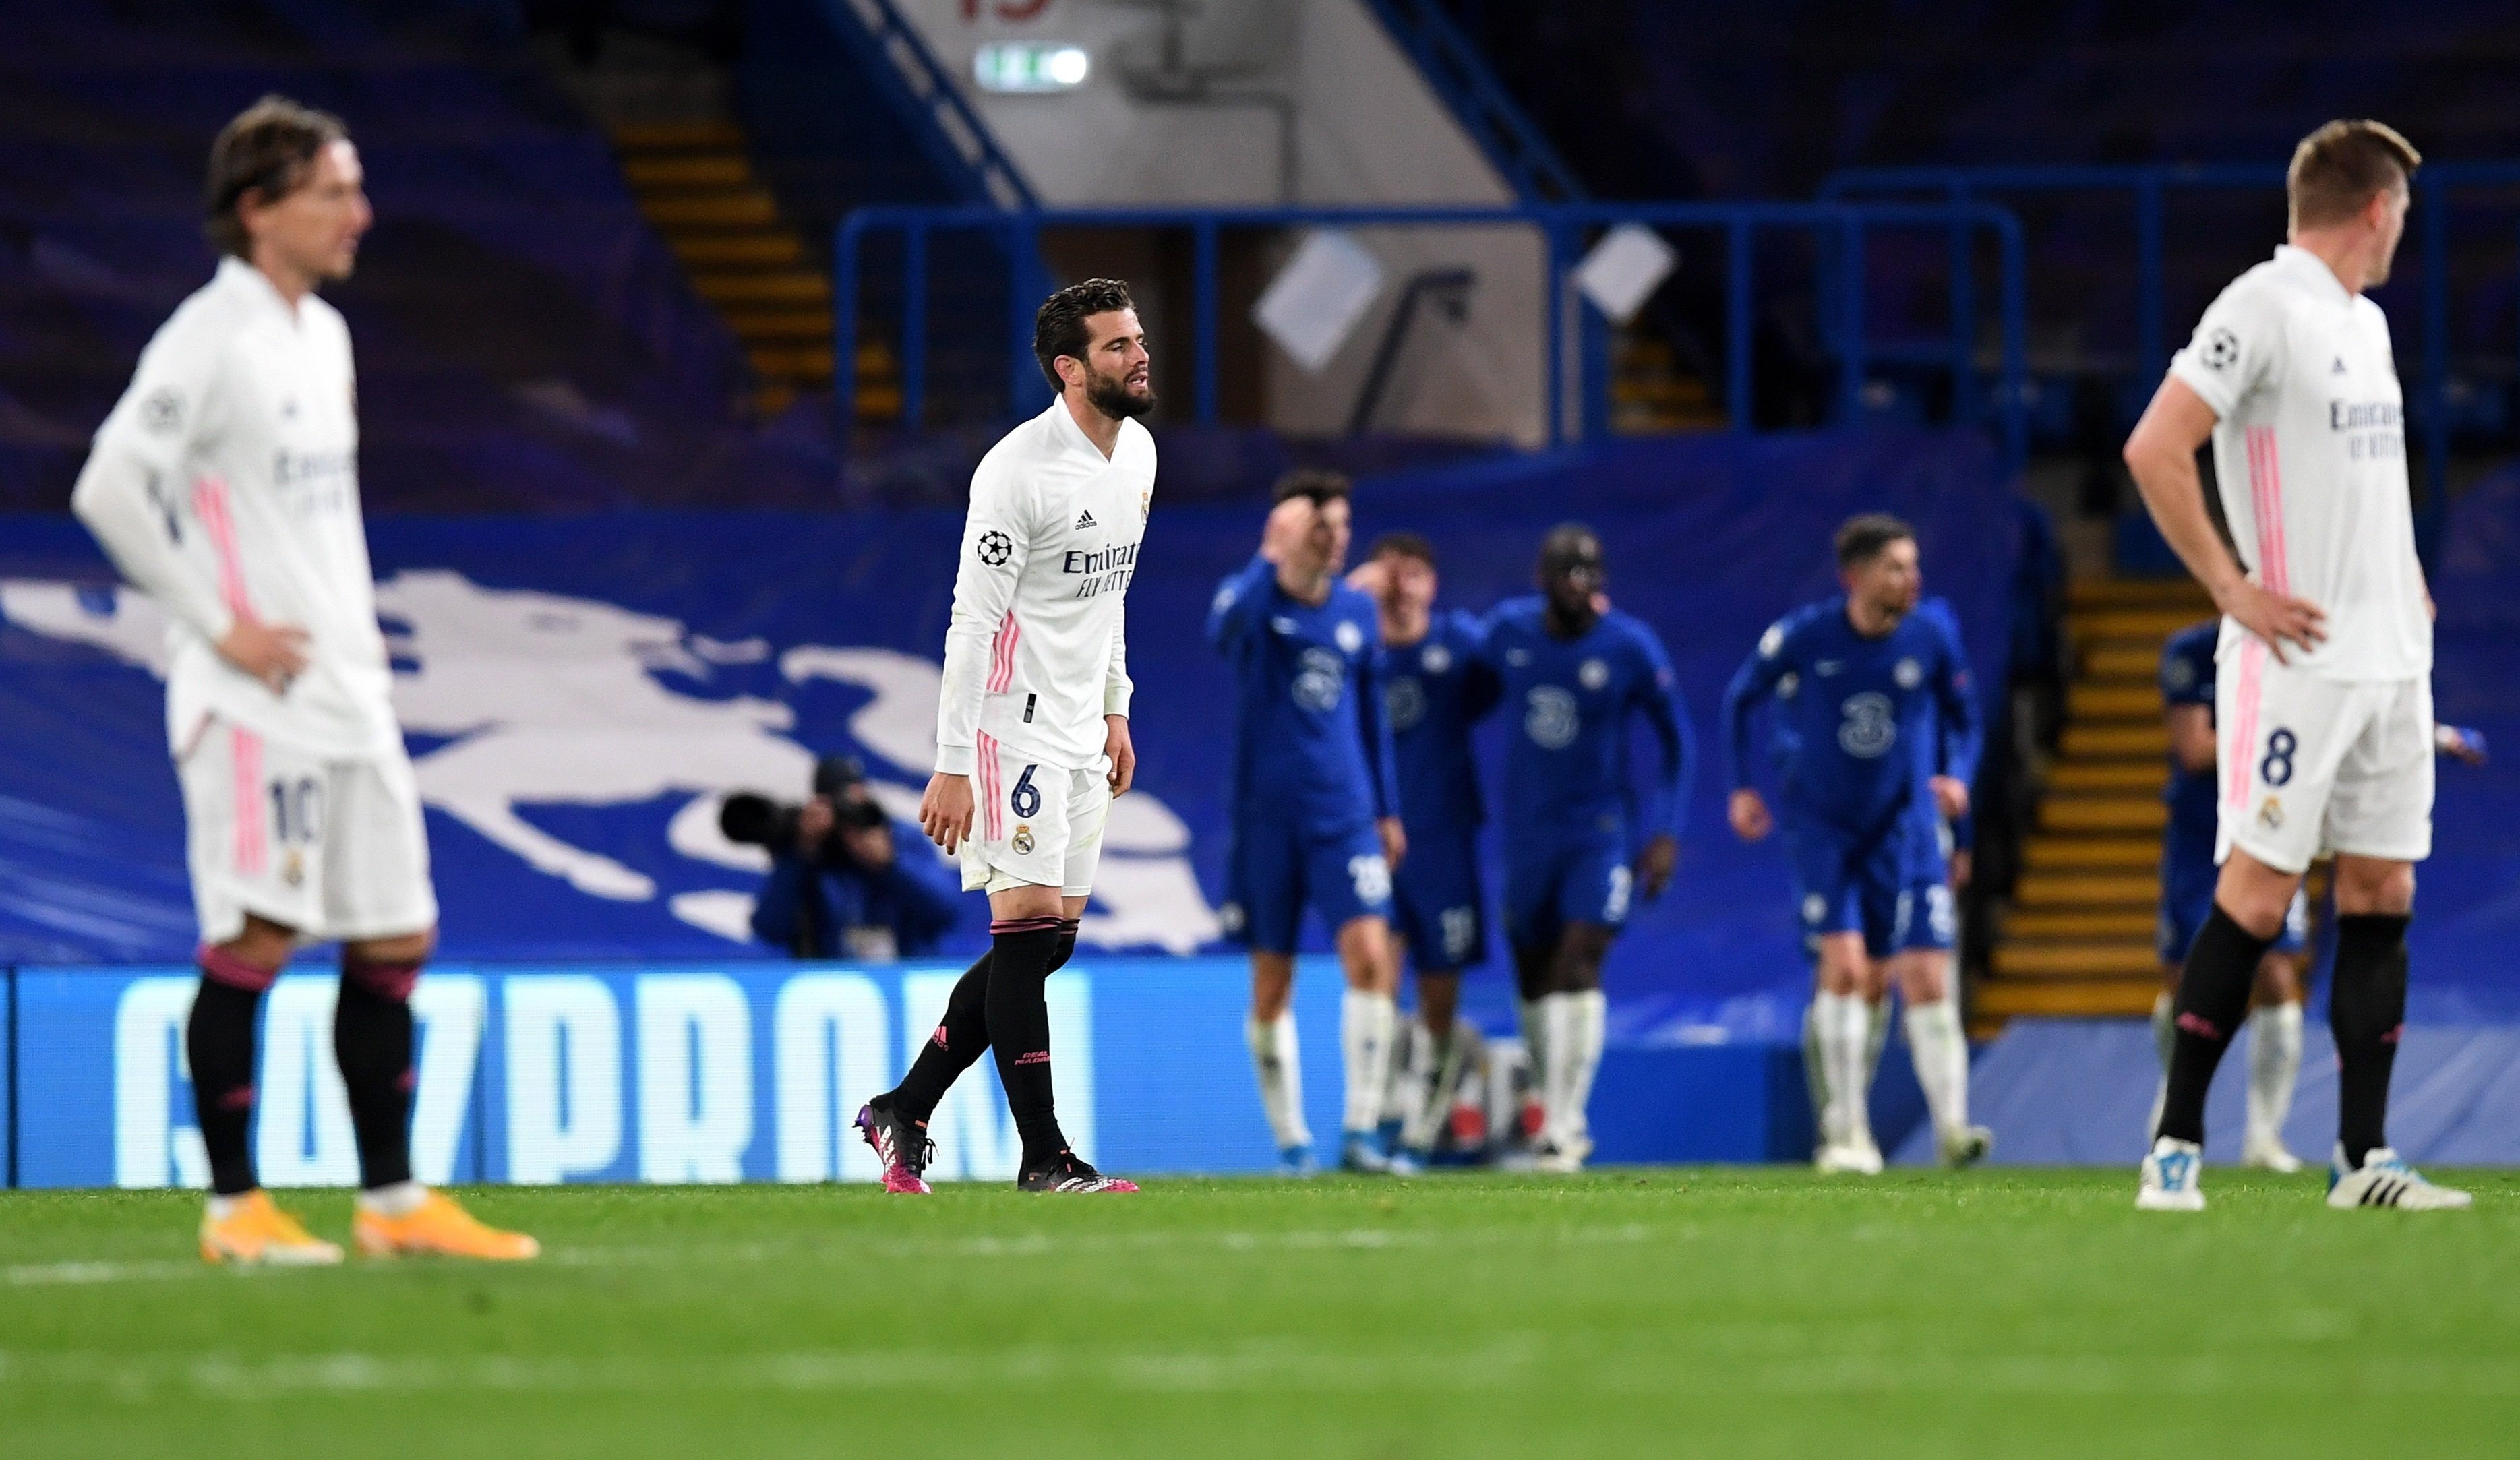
top-left (978, 731), bottom-right (1002, 841)
top-left (231, 725), bottom-right (267, 874)
top-left (988, 611), bottom-right (1021, 694)
top-left (192, 476), bottom-right (254, 619)
top-left (2246, 427), bottom-right (2288, 594)
top-left (2226, 640), bottom-right (2262, 809)
top-left (2259, 429), bottom-right (2291, 594)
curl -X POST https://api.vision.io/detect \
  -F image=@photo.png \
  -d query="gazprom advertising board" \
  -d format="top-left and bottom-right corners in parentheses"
top-left (11, 958), bottom-right (1348, 1188)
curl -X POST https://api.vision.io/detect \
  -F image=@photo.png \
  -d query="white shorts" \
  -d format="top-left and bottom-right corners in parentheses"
top-left (178, 717), bottom-right (439, 944)
top-left (957, 734), bottom-right (1109, 897)
top-left (2215, 644), bottom-right (2432, 875)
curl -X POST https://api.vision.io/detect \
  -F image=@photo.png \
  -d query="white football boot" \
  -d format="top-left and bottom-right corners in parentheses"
top-left (2325, 1146), bottom-right (2471, 1210)
top-left (1937, 1124), bottom-right (1994, 1169)
top-left (2136, 1136), bottom-right (2206, 1211)
top-left (2240, 1128), bottom-right (2304, 1174)
top-left (1815, 1135), bottom-right (1884, 1176)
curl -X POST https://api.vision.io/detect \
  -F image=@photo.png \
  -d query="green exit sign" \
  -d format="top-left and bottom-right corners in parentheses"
top-left (973, 42), bottom-right (1091, 93)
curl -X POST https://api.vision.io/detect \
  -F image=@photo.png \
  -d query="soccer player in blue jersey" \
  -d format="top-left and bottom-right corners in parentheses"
top-left (1480, 524), bottom-right (1692, 1173)
top-left (2151, 619), bottom-right (2486, 1169)
top-left (1349, 533), bottom-right (1501, 1171)
top-left (1210, 470), bottom-right (1408, 1174)
top-left (1722, 515), bottom-right (1989, 1173)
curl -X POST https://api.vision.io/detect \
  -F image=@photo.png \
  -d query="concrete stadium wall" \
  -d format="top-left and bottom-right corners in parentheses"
top-left (889, 0), bottom-right (1547, 445)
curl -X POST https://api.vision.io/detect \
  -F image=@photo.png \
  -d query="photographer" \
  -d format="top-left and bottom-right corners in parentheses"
top-left (724, 756), bottom-right (967, 961)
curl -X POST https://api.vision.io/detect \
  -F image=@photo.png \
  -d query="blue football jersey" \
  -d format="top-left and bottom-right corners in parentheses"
top-left (2159, 620), bottom-right (2220, 884)
top-left (1378, 608), bottom-right (1500, 838)
top-left (1478, 597), bottom-right (1693, 845)
top-left (1721, 595), bottom-right (1979, 838)
top-left (1207, 553), bottom-right (1400, 831)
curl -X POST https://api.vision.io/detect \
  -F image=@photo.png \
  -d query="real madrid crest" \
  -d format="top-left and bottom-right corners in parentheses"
top-left (1012, 824), bottom-right (1036, 855)
top-left (2256, 796), bottom-right (2283, 830)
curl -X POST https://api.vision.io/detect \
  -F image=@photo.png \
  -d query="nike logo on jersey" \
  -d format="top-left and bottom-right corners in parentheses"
top-left (1815, 659), bottom-right (1844, 675)
top-left (1271, 616), bottom-right (1300, 635)
top-left (1075, 509), bottom-right (1097, 529)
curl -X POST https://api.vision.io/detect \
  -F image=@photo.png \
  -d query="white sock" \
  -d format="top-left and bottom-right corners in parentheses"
top-left (1812, 992), bottom-right (1869, 1146)
top-left (206, 1192), bottom-right (252, 1221)
top-left (357, 1180), bottom-right (429, 1217)
top-left (1247, 1010), bottom-right (1311, 1150)
top-left (1340, 990), bottom-right (1398, 1135)
top-left (1386, 1017), bottom-right (1431, 1136)
top-left (1862, 996), bottom-right (1892, 1090)
top-left (1398, 1016), bottom-right (1465, 1151)
top-left (1801, 1000), bottom-right (1828, 1122)
top-left (2246, 1002), bottom-right (2304, 1147)
top-left (1544, 990), bottom-right (1607, 1151)
top-left (1519, 998), bottom-right (1550, 1103)
top-left (1904, 998), bottom-right (1970, 1137)
top-left (2146, 992), bottom-right (2176, 1140)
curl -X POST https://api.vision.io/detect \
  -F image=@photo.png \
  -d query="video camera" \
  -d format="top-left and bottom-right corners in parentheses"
top-left (719, 754), bottom-right (884, 855)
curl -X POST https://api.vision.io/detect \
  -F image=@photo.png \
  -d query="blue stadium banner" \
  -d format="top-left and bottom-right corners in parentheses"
top-left (11, 959), bottom-right (1350, 1189)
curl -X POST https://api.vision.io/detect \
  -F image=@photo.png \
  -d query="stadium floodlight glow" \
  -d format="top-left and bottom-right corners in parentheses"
top-left (973, 43), bottom-right (1091, 93)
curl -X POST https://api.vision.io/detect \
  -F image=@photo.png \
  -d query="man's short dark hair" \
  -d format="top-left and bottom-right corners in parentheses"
top-left (1370, 531), bottom-right (1434, 567)
top-left (204, 94), bottom-right (348, 258)
top-left (1834, 512), bottom-right (1915, 569)
top-left (1273, 468), bottom-right (1351, 507)
top-left (1033, 278), bottom-right (1137, 388)
top-left (2289, 120), bottom-right (2420, 231)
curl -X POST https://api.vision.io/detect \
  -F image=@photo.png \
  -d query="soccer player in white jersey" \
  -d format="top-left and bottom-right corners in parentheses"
top-left (854, 279), bottom-right (1152, 1194)
top-left (2124, 119), bottom-right (2468, 1211)
top-left (70, 97), bottom-right (536, 1260)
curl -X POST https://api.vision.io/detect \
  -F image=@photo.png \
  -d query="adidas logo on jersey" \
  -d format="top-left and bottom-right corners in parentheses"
top-left (1075, 510), bottom-right (1097, 530)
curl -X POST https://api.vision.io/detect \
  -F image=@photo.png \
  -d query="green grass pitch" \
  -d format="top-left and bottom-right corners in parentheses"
top-left (4, 1168), bottom-right (2517, 1457)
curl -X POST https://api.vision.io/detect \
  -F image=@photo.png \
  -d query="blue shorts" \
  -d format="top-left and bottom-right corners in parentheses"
top-left (2157, 874), bottom-right (2308, 964)
top-left (1504, 832), bottom-right (1634, 951)
top-left (1785, 815), bottom-right (1952, 960)
top-left (1221, 816), bottom-right (1393, 954)
top-left (1391, 829), bottom-right (1487, 973)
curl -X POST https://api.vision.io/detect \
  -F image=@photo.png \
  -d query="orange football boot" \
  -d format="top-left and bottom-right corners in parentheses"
top-left (353, 1190), bottom-right (540, 1260)
top-left (200, 1191), bottom-right (344, 1266)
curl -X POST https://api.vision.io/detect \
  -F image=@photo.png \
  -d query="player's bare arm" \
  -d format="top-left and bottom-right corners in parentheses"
top-left (216, 619), bottom-right (311, 691)
top-left (1929, 774), bottom-right (1969, 820)
top-left (2124, 377), bottom-right (2326, 661)
top-left (920, 771), bottom-right (976, 853)
top-left (1104, 713), bottom-right (1135, 795)
top-left (1728, 787), bottom-right (1773, 841)
top-left (2166, 702), bottom-right (2216, 774)
top-left (1377, 814), bottom-right (1406, 871)
top-left (1636, 833), bottom-right (1679, 899)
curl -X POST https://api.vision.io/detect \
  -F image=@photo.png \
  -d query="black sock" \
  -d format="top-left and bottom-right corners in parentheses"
top-left (986, 916), bottom-right (1069, 1169)
top-left (888, 951), bottom-right (992, 1126)
top-left (884, 919), bottom-right (1079, 1128)
top-left (2331, 913), bottom-right (2411, 1169)
top-left (2157, 905), bottom-right (2276, 1145)
top-left (336, 958), bottom-right (420, 1190)
top-left (187, 972), bottom-right (268, 1196)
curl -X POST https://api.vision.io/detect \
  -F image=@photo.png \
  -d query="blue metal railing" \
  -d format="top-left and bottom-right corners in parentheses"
top-left (835, 200), bottom-right (2027, 465)
top-left (814, 0), bottom-right (1037, 210)
top-left (1822, 162), bottom-right (2520, 552)
top-left (1359, 0), bottom-right (1586, 202)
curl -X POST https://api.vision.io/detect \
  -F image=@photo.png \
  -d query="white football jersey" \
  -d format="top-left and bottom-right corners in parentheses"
top-left (73, 256), bottom-right (400, 759)
top-left (2167, 244), bottom-right (2430, 681)
top-left (935, 398), bottom-right (1153, 777)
